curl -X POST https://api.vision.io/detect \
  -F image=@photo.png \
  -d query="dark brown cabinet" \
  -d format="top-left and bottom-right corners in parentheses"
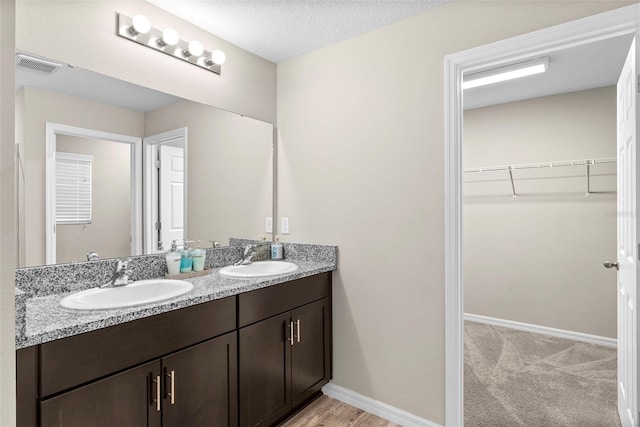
top-left (40, 360), bottom-right (161, 427)
top-left (238, 274), bottom-right (331, 427)
top-left (290, 299), bottom-right (331, 407)
top-left (239, 312), bottom-right (292, 427)
top-left (162, 332), bottom-right (238, 427)
top-left (17, 273), bottom-right (332, 427)
top-left (39, 331), bottom-right (237, 427)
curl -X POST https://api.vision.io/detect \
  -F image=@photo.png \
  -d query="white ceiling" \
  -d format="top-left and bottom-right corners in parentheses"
top-left (146, 0), bottom-right (450, 63)
top-left (463, 34), bottom-right (634, 110)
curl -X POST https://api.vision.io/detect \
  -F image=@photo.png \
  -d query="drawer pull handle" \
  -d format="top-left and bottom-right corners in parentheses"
top-left (295, 319), bottom-right (301, 343)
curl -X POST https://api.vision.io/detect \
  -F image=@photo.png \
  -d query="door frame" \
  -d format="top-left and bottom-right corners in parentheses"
top-left (45, 122), bottom-right (142, 264)
top-left (143, 127), bottom-right (188, 254)
top-left (443, 5), bottom-right (640, 426)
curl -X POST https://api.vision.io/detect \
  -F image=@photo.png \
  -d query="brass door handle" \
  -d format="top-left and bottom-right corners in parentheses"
top-left (603, 260), bottom-right (619, 270)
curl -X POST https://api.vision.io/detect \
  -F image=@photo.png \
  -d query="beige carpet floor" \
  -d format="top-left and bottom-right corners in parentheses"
top-left (464, 321), bottom-right (620, 427)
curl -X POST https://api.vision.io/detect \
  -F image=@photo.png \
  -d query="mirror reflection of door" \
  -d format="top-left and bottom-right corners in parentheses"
top-left (144, 128), bottom-right (187, 254)
top-left (158, 144), bottom-right (184, 251)
top-left (55, 135), bottom-right (131, 263)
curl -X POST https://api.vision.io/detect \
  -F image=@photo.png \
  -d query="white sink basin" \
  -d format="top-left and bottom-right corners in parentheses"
top-left (60, 279), bottom-right (194, 310)
top-left (219, 261), bottom-right (299, 278)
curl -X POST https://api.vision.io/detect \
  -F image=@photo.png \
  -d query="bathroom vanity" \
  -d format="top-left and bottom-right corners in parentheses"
top-left (15, 244), bottom-right (336, 427)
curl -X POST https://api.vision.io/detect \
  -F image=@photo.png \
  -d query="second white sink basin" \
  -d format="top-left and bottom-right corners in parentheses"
top-left (60, 279), bottom-right (194, 310)
top-left (219, 261), bottom-right (299, 278)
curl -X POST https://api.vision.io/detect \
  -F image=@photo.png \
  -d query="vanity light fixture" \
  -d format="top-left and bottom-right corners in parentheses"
top-left (117, 13), bottom-right (224, 75)
top-left (462, 57), bottom-right (549, 90)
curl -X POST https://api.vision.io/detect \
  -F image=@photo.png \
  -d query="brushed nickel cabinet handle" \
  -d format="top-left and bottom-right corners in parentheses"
top-left (289, 321), bottom-right (294, 346)
top-left (151, 375), bottom-right (160, 412)
top-left (296, 319), bottom-right (301, 343)
top-left (165, 369), bottom-right (176, 405)
top-left (170, 370), bottom-right (175, 405)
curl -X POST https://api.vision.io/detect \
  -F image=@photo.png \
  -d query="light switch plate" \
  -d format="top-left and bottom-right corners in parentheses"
top-left (281, 217), bottom-right (290, 234)
top-left (265, 217), bottom-right (273, 233)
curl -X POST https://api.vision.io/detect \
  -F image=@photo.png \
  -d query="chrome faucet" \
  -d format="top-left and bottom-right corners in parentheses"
top-left (86, 251), bottom-right (100, 261)
top-left (101, 258), bottom-right (134, 288)
top-left (234, 244), bottom-right (260, 266)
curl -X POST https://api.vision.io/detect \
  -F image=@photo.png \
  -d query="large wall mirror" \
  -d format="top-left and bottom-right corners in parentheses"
top-left (16, 51), bottom-right (274, 268)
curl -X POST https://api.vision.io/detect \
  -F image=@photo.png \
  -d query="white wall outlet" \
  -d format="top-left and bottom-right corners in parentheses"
top-left (281, 217), bottom-right (290, 234)
top-left (265, 217), bottom-right (273, 233)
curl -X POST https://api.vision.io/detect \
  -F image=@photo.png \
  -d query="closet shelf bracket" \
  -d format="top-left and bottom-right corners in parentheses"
top-left (586, 161), bottom-right (591, 197)
top-left (508, 167), bottom-right (516, 198)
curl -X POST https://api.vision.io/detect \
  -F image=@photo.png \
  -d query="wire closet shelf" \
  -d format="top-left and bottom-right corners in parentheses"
top-left (463, 157), bottom-right (616, 197)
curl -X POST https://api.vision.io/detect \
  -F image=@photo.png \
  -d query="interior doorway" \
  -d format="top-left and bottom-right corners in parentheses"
top-left (143, 127), bottom-right (187, 254)
top-left (45, 122), bottom-right (142, 264)
top-left (462, 60), bottom-right (621, 426)
top-left (444, 5), bottom-right (640, 426)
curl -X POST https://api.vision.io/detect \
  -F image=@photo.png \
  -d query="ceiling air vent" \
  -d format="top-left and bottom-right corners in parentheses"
top-left (16, 54), bottom-right (62, 74)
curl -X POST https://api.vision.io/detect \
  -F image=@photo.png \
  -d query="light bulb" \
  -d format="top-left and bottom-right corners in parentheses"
top-left (186, 40), bottom-right (204, 57)
top-left (129, 15), bottom-right (150, 36)
top-left (208, 50), bottom-right (226, 66)
top-left (162, 28), bottom-right (180, 46)
top-left (159, 28), bottom-right (179, 47)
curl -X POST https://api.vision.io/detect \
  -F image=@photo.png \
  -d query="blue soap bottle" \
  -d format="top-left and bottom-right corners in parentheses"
top-left (180, 240), bottom-right (193, 273)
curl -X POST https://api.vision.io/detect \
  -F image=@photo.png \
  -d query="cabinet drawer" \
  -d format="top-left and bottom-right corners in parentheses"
top-left (40, 296), bottom-right (236, 397)
top-left (238, 273), bottom-right (330, 328)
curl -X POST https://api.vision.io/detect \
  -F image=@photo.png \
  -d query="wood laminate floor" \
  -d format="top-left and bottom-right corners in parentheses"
top-left (281, 395), bottom-right (400, 427)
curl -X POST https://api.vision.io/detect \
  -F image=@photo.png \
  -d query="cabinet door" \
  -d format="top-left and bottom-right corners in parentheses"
top-left (162, 331), bottom-right (238, 427)
top-left (40, 360), bottom-right (161, 427)
top-left (239, 312), bottom-right (292, 427)
top-left (291, 298), bottom-right (331, 407)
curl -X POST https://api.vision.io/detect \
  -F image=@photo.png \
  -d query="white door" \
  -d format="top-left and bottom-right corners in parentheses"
top-left (159, 145), bottom-right (184, 251)
top-left (617, 37), bottom-right (639, 427)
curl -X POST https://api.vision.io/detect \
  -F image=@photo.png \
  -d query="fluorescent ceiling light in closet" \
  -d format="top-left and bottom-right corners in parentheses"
top-left (462, 57), bottom-right (549, 90)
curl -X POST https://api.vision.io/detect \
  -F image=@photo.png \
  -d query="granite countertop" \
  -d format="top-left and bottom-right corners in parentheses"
top-left (17, 259), bottom-right (335, 349)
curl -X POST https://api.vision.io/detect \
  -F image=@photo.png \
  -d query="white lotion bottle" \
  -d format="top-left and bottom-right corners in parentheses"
top-left (166, 240), bottom-right (182, 275)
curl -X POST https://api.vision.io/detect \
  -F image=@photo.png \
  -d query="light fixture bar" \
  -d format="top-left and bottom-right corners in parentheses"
top-left (462, 57), bottom-right (549, 90)
top-left (117, 13), bottom-right (225, 75)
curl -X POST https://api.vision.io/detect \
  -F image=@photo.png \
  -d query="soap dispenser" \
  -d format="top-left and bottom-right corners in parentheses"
top-left (191, 240), bottom-right (206, 272)
top-left (166, 240), bottom-right (181, 275)
top-left (271, 236), bottom-right (284, 260)
top-left (180, 240), bottom-right (194, 273)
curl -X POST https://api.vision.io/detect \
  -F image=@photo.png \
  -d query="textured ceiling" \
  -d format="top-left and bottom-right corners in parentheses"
top-left (146, 0), bottom-right (450, 63)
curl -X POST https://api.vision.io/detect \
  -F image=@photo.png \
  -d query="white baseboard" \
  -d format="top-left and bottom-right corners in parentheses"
top-left (464, 313), bottom-right (617, 348)
top-left (321, 382), bottom-right (442, 427)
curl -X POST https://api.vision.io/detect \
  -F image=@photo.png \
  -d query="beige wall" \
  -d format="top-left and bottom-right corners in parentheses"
top-left (145, 100), bottom-right (273, 245)
top-left (1, 0), bottom-right (15, 424)
top-left (56, 135), bottom-right (131, 263)
top-left (15, 88), bottom-right (24, 265)
top-left (463, 87), bottom-right (617, 338)
top-left (19, 87), bottom-right (144, 266)
top-left (276, 2), bottom-right (630, 423)
top-left (16, 0), bottom-right (276, 124)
